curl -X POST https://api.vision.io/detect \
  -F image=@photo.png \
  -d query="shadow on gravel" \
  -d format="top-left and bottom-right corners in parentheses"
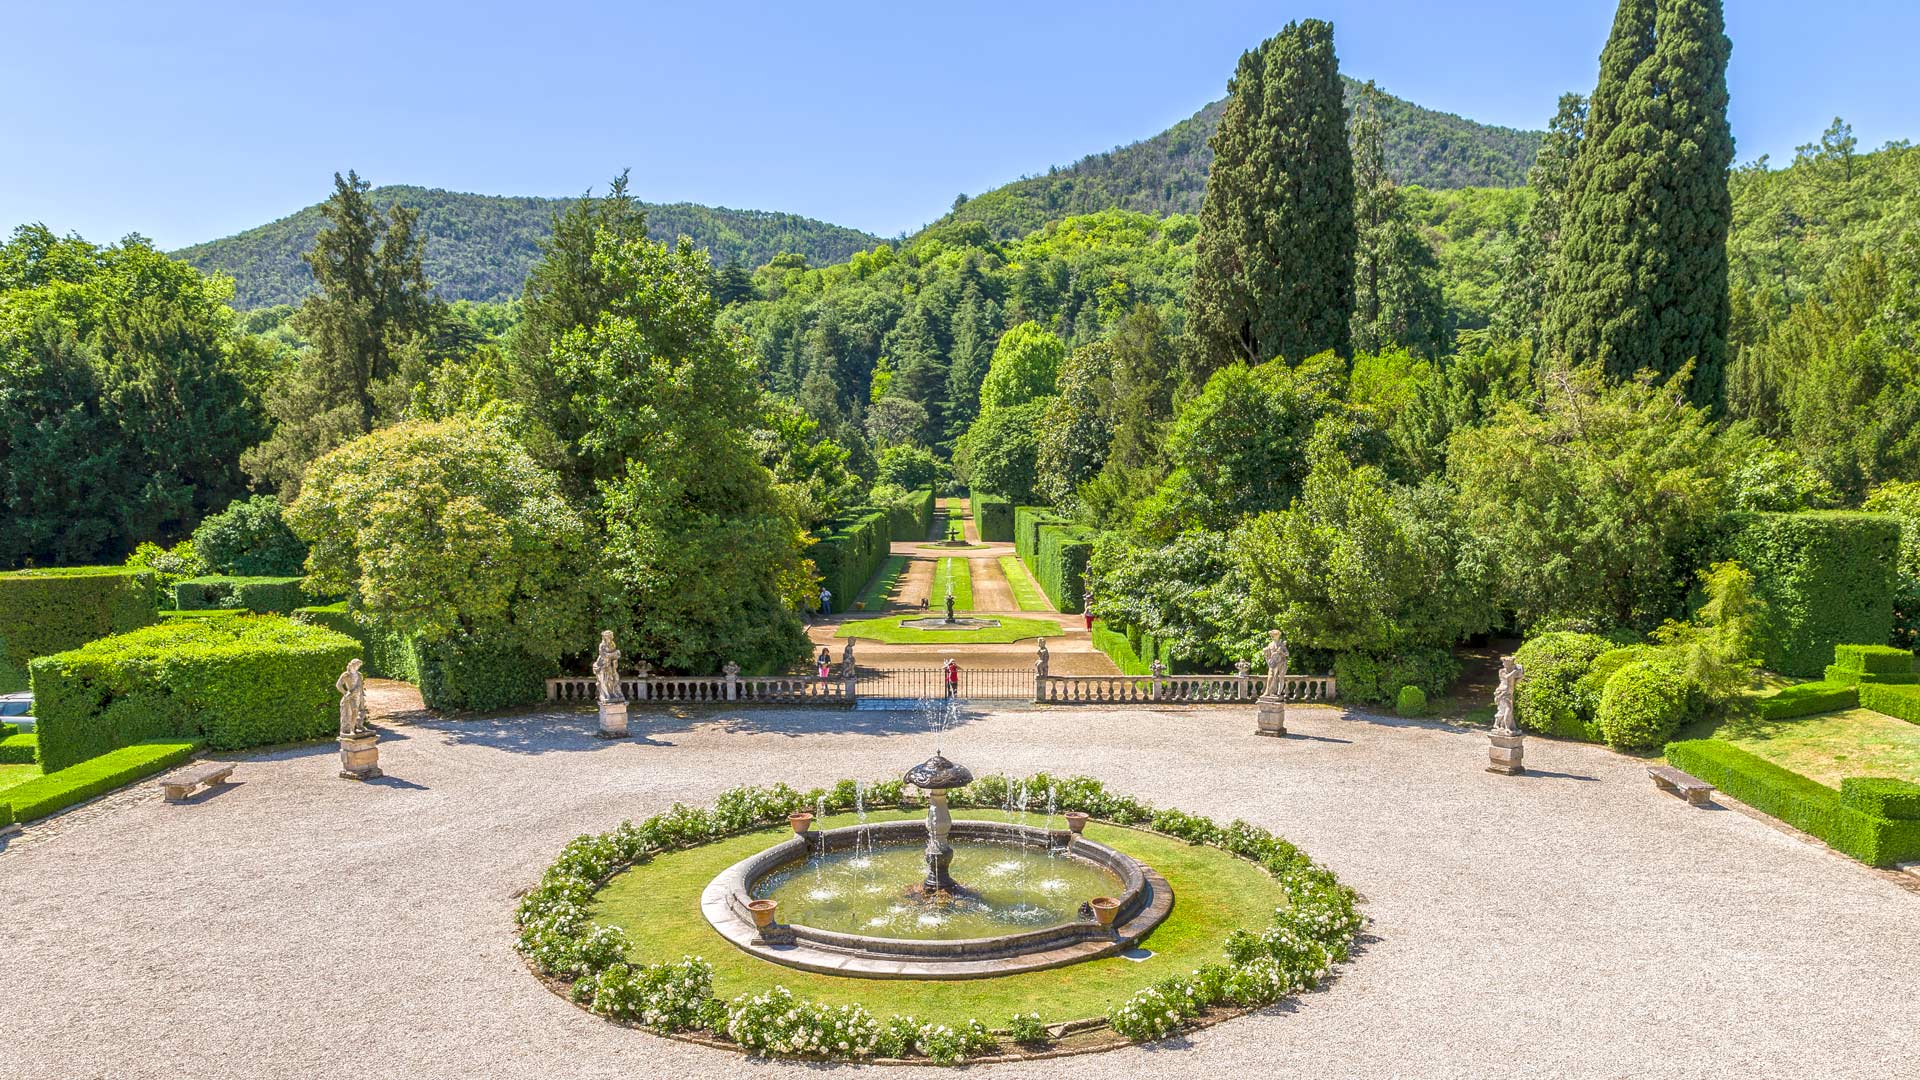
top-left (408, 704), bottom-right (985, 755)
top-left (1516, 768), bottom-right (1599, 782)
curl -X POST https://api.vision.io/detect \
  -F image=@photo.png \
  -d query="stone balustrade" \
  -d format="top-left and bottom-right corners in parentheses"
top-left (1036, 673), bottom-right (1335, 705)
top-left (546, 673), bottom-right (853, 704)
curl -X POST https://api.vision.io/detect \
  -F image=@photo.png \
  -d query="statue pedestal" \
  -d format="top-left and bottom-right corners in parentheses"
top-left (1254, 695), bottom-right (1288, 738)
top-left (338, 732), bottom-right (382, 780)
top-left (597, 700), bottom-right (629, 739)
top-left (1487, 732), bottom-right (1525, 775)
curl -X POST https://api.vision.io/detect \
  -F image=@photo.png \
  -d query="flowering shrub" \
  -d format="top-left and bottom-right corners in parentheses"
top-left (516, 775), bottom-right (1363, 1062)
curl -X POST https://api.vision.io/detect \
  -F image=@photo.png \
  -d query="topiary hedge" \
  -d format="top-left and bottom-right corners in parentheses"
top-left (0, 567), bottom-right (159, 693)
top-left (1823, 644), bottom-right (1917, 685)
top-left (413, 630), bottom-right (554, 712)
top-left (1859, 682), bottom-right (1920, 725)
top-left (1755, 681), bottom-right (1858, 720)
top-left (1513, 632), bottom-right (1613, 739)
top-left (1840, 777), bottom-right (1920, 821)
top-left (1394, 685), bottom-right (1427, 717)
top-left (1032, 523), bottom-right (1096, 614)
top-left (1596, 660), bottom-right (1694, 749)
top-left (974, 494), bottom-right (1014, 542)
top-left (0, 739), bottom-right (199, 825)
top-left (884, 489), bottom-right (936, 541)
top-left (1730, 511), bottom-right (1900, 677)
top-left (1663, 740), bottom-right (1920, 866)
top-left (28, 616), bottom-right (358, 772)
top-left (173, 575), bottom-right (310, 614)
top-left (0, 730), bottom-right (36, 764)
top-left (811, 509), bottom-right (892, 611)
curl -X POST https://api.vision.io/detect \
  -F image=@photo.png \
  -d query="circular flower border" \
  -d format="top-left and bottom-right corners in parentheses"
top-left (515, 774), bottom-right (1365, 1065)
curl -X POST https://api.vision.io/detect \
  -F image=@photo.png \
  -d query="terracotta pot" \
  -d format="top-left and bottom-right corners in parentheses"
top-left (1063, 811), bottom-right (1090, 835)
top-left (1088, 896), bottom-right (1120, 928)
top-left (747, 898), bottom-right (778, 929)
top-left (789, 811), bottom-right (814, 834)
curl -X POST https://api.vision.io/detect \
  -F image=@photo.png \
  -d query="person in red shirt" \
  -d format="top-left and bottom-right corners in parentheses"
top-left (943, 658), bottom-right (959, 699)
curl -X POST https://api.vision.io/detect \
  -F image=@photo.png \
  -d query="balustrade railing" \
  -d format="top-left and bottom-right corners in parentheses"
top-left (547, 669), bottom-right (1334, 706)
top-left (1036, 673), bottom-right (1335, 705)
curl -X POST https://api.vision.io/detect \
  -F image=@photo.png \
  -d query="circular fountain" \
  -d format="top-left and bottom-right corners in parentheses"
top-left (700, 753), bottom-right (1173, 978)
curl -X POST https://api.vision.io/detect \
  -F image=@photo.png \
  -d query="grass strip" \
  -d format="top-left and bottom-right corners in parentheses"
top-left (834, 615), bottom-right (1064, 645)
top-left (930, 556), bottom-right (974, 611)
top-left (998, 555), bottom-right (1050, 611)
top-left (855, 555), bottom-right (909, 610)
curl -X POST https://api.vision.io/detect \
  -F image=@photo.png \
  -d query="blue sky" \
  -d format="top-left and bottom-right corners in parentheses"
top-left (3, 0), bottom-right (1916, 250)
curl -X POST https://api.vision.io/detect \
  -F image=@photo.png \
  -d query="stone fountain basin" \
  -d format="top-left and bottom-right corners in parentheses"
top-left (701, 819), bottom-right (1172, 980)
top-left (895, 616), bottom-right (1002, 630)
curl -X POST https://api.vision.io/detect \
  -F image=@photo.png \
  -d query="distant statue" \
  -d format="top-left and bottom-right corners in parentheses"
top-left (1262, 631), bottom-right (1290, 699)
top-left (1493, 656), bottom-right (1525, 735)
top-left (1150, 659), bottom-right (1167, 679)
top-left (593, 630), bottom-right (624, 703)
top-left (841, 638), bottom-right (856, 678)
top-left (722, 661), bottom-right (740, 679)
top-left (1035, 638), bottom-right (1050, 678)
top-left (944, 593), bottom-right (956, 623)
top-left (1234, 659), bottom-right (1252, 680)
top-left (336, 659), bottom-right (368, 736)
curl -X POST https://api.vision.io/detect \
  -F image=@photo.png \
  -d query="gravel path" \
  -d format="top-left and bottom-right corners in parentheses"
top-left (2, 703), bottom-right (1914, 1080)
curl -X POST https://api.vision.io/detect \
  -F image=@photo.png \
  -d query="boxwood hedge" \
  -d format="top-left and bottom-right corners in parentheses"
top-left (811, 509), bottom-right (892, 611)
top-left (0, 739), bottom-right (199, 825)
top-left (292, 603), bottom-right (420, 682)
top-left (1823, 644), bottom-right (1917, 685)
top-left (1859, 682), bottom-right (1920, 725)
top-left (29, 616), bottom-right (358, 772)
top-left (885, 489), bottom-right (936, 541)
top-left (1663, 739), bottom-right (1920, 866)
top-left (1755, 681), bottom-right (1859, 720)
top-left (1032, 523), bottom-right (1095, 614)
top-left (0, 567), bottom-right (159, 693)
top-left (973, 494), bottom-right (1014, 542)
top-left (413, 631), bottom-right (554, 712)
top-left (173, 575), bottom-right (309, 614)
top-left (1730, 512), bottom-right (1900, 677)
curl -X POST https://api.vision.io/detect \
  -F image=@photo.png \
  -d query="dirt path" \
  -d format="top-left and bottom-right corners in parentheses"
top-left (968, 553), bottom-right (1016, 612)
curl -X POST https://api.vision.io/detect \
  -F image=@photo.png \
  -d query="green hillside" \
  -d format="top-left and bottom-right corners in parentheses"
top-left (935, 78), bottom-right (1543, 240)
top-left (174, 186), bottom-right (883, 309)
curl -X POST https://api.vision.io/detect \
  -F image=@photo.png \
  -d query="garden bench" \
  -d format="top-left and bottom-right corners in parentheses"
top-left (1647, 765), bottom-right (1714, 806)
top-left (155, 762), bottom-right (234, 803)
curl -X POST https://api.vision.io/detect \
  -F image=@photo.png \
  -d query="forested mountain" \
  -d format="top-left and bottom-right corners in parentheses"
top-left (174, 186), bottom-right (883, 309)
top-left (935, 78), bottom-right (1543, 240)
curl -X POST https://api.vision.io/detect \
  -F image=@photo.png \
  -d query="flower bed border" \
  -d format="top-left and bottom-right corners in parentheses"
top-left (515, 774), bottom-right (1365, 1065)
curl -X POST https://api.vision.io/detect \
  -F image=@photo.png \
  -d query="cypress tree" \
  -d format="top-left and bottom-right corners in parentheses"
top-left (1349, 81), bottom-right (1446, 358)
top-left (1184, 19), bottom-right (1355, 385)
top-left (1545, 0), bottom-right (1734, 406)
top-left (1492, 92), bottom-right (1586, 347)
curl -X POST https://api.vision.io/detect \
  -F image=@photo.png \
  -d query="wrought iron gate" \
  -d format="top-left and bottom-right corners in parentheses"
top-left (855, 666), bottom-right (1032, 702)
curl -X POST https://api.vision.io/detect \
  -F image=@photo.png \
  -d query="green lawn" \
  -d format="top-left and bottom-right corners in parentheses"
top-left (834, 615), bottom-right (1064, 645)
top-left (854, 555), bottom-right (909, 610)
top-left (916, 543), bottom-right (990, 552)
top-left (930, 556), bottom-right (973, 611)
top-left (997, 556), bottom-right (1050, 612)
top-left (0, 763), bottom-right (42, 795)
top-left (590, 808), bottom-right (1285, 1027)
top-left (1710, 707), bottom-right (1920, 786)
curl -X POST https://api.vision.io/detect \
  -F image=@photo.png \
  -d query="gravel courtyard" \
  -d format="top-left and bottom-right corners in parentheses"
top-left (2, 702), bottom-right (1914, 1080)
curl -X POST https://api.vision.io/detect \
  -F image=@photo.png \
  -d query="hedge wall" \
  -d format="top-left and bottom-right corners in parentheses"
top-left (413, 632), bottom-right (553, 712)
top-left (0, 731), bottom-right (36, 764)
top-left (1756, 681), bottom-right (1859, 720)
top-left (1823, 644), bottom-right (1917, 685)
top-left (0, 739), bottom-right (199, 826)
top-left (1013, 506), bottom-right (1063, 563)
top-left (0, 567), bottom-right (158, 693)
top-left (1859, 682), bottom-right (1920, 725)
top-left (292, 603), bottom-right (420, 683)
top-left (885, 489), bottom-right (936, 541)
top-left (173, 575), bottom-right (309, 614)
top-left (974, 494), bottom-right (1014, 542)
top-left (29, 616), bottom-right (358, 772)
top-left (1032, 523), bottom-right (1096, 614)
top-left (1730, 512), bottom-right (1900, 677)
top-left (811, 509), bottom-right (892, 609)
top-left (1663, 739), bottom-right (1920, 866)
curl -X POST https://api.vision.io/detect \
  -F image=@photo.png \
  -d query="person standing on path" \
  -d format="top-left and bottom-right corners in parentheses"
top-left (943, 658), bottom-right (959, 699)
top-left (819, 586), bottom-right (832, 616)
top-left (1082, 595), bottom-right (1095, 631)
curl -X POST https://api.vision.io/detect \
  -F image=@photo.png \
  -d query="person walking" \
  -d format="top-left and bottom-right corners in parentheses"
top-left (819, 586), bottom-right (833, 616)
top-left (1082, 594), bottom-right (1095, 632)
top-left (943, 658), bottom-right (959, 699)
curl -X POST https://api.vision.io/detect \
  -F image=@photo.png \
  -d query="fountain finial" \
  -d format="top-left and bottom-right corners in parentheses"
top-left (905, 752), bottom-right (973, 790)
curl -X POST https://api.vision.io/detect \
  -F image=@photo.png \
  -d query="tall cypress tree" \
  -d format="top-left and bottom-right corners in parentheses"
top-left (1349, 81), bottom-right (1446, 358)
top-left (1545, 0), bottom-right (1733, 406)
top-left (1492, 93), bottom-right (1587, 347)
top-left (1184, 19), bottom-right (1354, 385)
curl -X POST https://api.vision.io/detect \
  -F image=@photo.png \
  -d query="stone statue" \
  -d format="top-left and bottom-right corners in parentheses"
top-left (944, 593), bottom-right (956, 623)
top-left (1493, 656), bottom-right (1525, 735)
top-left (841, 638), bottom-right (856, 679)
top-left (1150, 659), bottom-right (1167, 679)
top-left (336, 659), bottom-right (368, 736)
top-left (1262, 631), bottom-right (1290, 700)
top-left (722, 661), bottom-right (740, 678)
top-left (592, 630), bottom-right (624, 703)
top-left (1034, 638), bottom-right (1049, 678)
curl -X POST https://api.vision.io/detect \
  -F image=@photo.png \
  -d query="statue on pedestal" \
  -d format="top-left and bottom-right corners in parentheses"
top-left (841, 639), bottom-right (856, 679)
top-left (1262, 631), bottom-right (1290, 700)
top-left (336, 659), bottom-right (368, 736)
top-left (1034, 638), bottom-right (1049, 678)
top-left (1493, 656), bottom-right (1524, 735)
top-left (593, 630), bottom-right (624, 703)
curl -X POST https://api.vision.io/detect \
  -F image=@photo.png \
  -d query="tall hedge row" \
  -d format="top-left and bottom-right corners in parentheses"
top-left (885, 489), bottom-right (936, 541)
top-left (414, 631), bottom-right (553, 713)
top-left (1033, 523), bottom-right (1097, 614)
top-left (1013, 506), bottom-right (1062, 562)
top-left (173, 575), bottom-right (310, 614)
top-left (974, 494), bottom-right (1014, 542)
top-left (1731, 512), bottom-right (1900, 677)
top-left (28, 616), bottom-right (359, 772)
top-left (1663, 739), bottom-right (1920, 866)
top-left (0, 567), bottom-right (158, 693)
top-left (811, 509), bottom-right (893, 608)
top-left (293, 603), bottom-right (420, 682)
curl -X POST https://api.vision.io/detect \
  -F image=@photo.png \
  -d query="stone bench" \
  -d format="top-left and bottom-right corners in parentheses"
top-left (1648, 765), bottom-right (1714, 806)
top-left (155, 762), bottom-right (234, 803)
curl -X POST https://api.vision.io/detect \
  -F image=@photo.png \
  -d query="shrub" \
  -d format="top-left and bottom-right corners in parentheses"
top-left (1333, 647), bottom-right (1457, 706)
top-left (173, 575), bottom-right (309, 614)
top-left (1729, 511), bottom-right (1900, 677)
top-left (1512, 632), bottom-right (1613, 739)
top-left (1005, 1012), bottom-right (1047, 1046)
top-left (1032, 523), bottom-right (1096, 614)
top-left (0, 567), bottom-right (159, 692)
top-left (1756, 681), bottom-right (1858, 720)
top-left (191, 494), bottom-right (307, 576)
top-left (292, 603), bottom-right (419, 682)
top-left (974, 494), bottom-right (1014, 542)
top-left (124, 540), bottom-right (205, 590)
top-left (1840, 777), bottom-right (1920, 821)
top-left (1574, 644), bottom-right (1672, 722)
top-left (28, 616), bottom-right (358, 772)
top-left (883, 488), bottom-right (936, 540)
top-left (1663, 740), bottom-right (1920, 866)
top-left (0, 739), bottom-right (198, 824)
top-left (0, 731), bottom-right (36, 764)
top-left (1394, 685), bottom-right (1427, 717)
top-left (1595, 660), bottom-right (1693, 749)
top-left (414, 630), bottom-right (554, 712)
top-left (1823, 644), bottom-right (1918, 685)
top-left (1859, 682), bottom-right (1920, 725)
top-left (811, 509), bottom-right (892, 609)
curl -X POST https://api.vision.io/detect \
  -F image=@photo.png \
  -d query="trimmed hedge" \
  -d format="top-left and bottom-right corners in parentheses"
top-left (0, 739), bottom-right (199, 825)
top-left (882, 488), bottom-right (936, 541)
top-left (1756, 681), bottom-right (1858, 720)
top-left (29, 616), bottom-right (358, 772)
top-left (1596, 660), bottom-right (1692, 749)
top-left (1730, 512), bottom-right (1900, 677)
top-left (1013, 506), bottom-right (1062, 563)
top-left (292, 603), bottom-right (420, 682)
top-left (1333, 647), bottom-right (1458, 705)
top-left (1841, 777), bottom-right (1920, 821)
top-left (1663, 739), bottom-right (1920, 866)
top-left (0, 731), bottom-right (36, 764)
top-left (1395, 685), bottom-right (1428, 717)
top-left (1032, 523), bottom-right (1096, 614)
top-left (974, 494), bottom-right (1014, 542)
top-left (1823, 644), bottom-right (1918, 685)
top-left (811, 509), bottom-right (893, 611)
top-left (0, 567), bottom-right (159, 693)
top-left (1859, 682), bottom-right (1920, 725)
top-left (1513, 632), bottom-right (1613, 739)
top-left (414, 631), bottom-right (555, 712)
top-left (173, 575), bottom-right (308, 614)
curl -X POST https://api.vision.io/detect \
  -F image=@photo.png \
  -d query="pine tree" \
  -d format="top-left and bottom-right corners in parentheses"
top-left (1492, 93), bottom-right (1587, 346)
top-left (1184, 19), bottom-right (1355, 385)
top-left (1544, 0), bottom-right (1734, 407)
top-left (942, 285), bottom-right (1001, 446)
top-left (1349, 81), bottom-right (1446, 357)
